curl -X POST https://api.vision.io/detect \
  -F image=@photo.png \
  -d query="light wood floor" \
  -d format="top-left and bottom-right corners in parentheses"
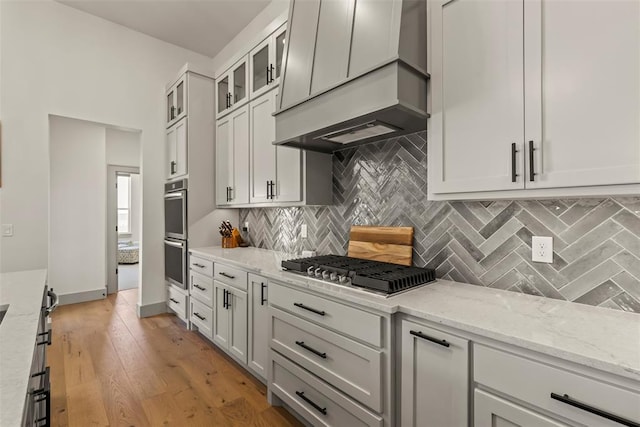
top-left (49, 288), bottom-right (302, 426)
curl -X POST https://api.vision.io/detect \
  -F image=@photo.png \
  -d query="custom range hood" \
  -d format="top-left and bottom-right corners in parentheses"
top-left (274, 0), bottom-right (429, 154)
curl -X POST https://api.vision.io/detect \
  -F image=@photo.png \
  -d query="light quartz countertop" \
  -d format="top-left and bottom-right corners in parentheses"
top-left (191, 246), bottom-right (640, 382)
top-left (0, 269), bottom-right (47, 427)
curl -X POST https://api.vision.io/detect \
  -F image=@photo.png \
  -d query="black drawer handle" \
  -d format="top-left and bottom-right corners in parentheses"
top-left (219, 272), bottom-right (235, 279)
top-left (550, 393), bottom-right (639, 427)
top-left (294, 302), bottom-right (325, 316)
top-left (169, 297), bottom-right (180, 304)
top-left (295, 391), bottom-right (327, 415)
top-left (529, 140), bottom-right (536, 182)
top-left (37, 331), bottom-right (52, 346)
top-left (511, 142), bottom-right (518, 183)
top-left (193, 263), bottom-right (206, 269)
top-left (193, 284), bottom-right (206, 291)
top-left (295, 341), bottom-right (327, 359)
top-left (193, 312), bottom-right (206, 321)
top-left (261, 283), bottom-right (267, 305)
top-left (410, 330), bottom-right (450, 348)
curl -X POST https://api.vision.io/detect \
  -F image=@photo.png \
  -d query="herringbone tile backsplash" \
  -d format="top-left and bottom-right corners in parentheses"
top-left (240, 132), bottom-right (640, 313)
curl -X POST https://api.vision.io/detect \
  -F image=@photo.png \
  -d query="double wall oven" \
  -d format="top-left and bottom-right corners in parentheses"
top-left (164, 179), bottom-right (188, 289)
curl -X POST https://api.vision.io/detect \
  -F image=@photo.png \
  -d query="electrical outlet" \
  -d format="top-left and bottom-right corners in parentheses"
top-left (300, 224), bottom-right (308, 239)
top-left (2, 224), bottom-right (13, 237)
top-left (243, 221), bottom-right (249, 232)
top-left (532, 236), bottom-right (553, 263)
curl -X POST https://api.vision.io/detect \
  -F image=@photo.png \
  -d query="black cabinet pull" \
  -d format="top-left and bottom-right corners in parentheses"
top-left (550, 393), bottom-right (639, 427)
top-left (294, 302), bottom-right (325, 316)
top-left (295, 341), bottom-right (327, 359)
top-left (193, 284), bottom-right (206, 291)
top-left (169, 297), bottom-right (180, 304)
top-left (226, 290), bottom-right (232, 309)
top-left (260, 283), bottom-right (267, 305)
top-left (170, 161), bottom-right (176, 175)
top-left (193, 263), bottom-right (205, 269)
top-left (170, 105), bottom-right (176, 120)
top-left (266, 180), bottom-right (271, 199)
top-left (529, 140), bottom-right (536, 182)
top-left (266, 65), bottom-right (271, 85)
top-left (193, 312), bottom-right (206, 321)
top-left (269, 64), bottom-right (275, 83)
top-left (219, 272), bottom-right (236, 279)
top-left (222, 289), bottom-right (227, 309)
top-left (269, 181), bottom-right (275, 199)
top-left (511, 143), bottom-right (518, 183)
top-left (410, 330), bottom-right (450, 347)
top-left (37, 331), bottom-right (51, 346)
top-left (295, 391), bottom-right (327, 415)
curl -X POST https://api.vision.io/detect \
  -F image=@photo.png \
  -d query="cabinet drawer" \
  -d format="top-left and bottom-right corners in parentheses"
top-left (190, 299), bottom-right (213, 339)
top-left (214, 263), bottom-right (248, 291)
top-left (269, 282), bottom-right (382, 347)
top-left (190, 270), bottom-right (213, 307)
top-left (270, 352), bottom-right (383, 427)
top-left (190, 255), bottom-right (213, 277)
top-left (271, 307), bottom-right (382, 412)
top-left (474, 345), bottom-right (640, 427)
top-left (167, 286), bottom-right (188, 321)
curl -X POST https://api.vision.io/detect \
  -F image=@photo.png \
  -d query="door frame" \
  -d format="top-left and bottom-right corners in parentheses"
top-left (107, 165), bottom-right (140, 295)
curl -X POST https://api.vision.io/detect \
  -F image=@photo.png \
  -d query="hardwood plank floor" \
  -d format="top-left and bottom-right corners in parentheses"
top-left (49, 289), bottom-right (302, 427)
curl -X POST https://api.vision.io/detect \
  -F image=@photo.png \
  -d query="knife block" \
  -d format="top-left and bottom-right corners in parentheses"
top-left (221, 236), bottom-right (238, 248)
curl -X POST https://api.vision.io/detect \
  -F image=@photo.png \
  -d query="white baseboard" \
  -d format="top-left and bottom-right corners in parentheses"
top-left (59, 288), bottom-right (106, 305)
top-left (137, 301), bottom-right (167, 318)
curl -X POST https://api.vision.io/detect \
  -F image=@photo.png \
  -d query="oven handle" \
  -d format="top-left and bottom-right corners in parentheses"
top-left (164, 192), bottom-right (185, 199)
top-left (164, 240), bottom-right (185, 248)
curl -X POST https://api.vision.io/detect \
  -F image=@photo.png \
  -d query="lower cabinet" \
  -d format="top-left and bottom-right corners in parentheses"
top-left (213, 280), bottom-right (248, 364)
top-left (400, 319), bottom-right (469, 427)
top-left (474, 389), bottom-right (568, 427)
top-left (248, 274), bottom-right (269, 380)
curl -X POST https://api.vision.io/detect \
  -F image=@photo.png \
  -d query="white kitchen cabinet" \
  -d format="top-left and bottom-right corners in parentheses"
top-left (216, 105), bottom-right (249, 206)
top-left (166, 74), bottom-right (186, 128)
top-left (248, 274), bottom-right (269, 380)
top-left (400, 319), bottom-right (469, 427)
top-left (213, 280), bottom-right (248, 364)
top-left (217, 56), bottom-right (249, 118)
top-left (250, 90), bottom-right (302, 204)
top-left (166, 117), bottom-right (187, 180)
top-left (250, 23), bottom-right (286, 100)
top-left (475, 389), bottom-right (568, 427)
top-left (429, 0), bottom-right (640, 199)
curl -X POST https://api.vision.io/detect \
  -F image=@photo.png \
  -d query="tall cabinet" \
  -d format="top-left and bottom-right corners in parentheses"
top-left (429, 0), bottom-right (640, 199)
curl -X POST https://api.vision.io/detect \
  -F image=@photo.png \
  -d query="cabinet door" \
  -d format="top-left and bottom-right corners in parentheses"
top-left (166, 125), bottom-right (177, 180)
top-left (232, 58), bottom-right (248, 107)
top-left (524, 0), bottom-right (640, 189)
top-left (311, 0), bottom-right (354, 94)
top-left (272, 24), bottom-right (287, 87)
top-left (213, 282), bottom-right (230, 349)
top-left (401, 320), bottom-right (469, 427)
top-left (231, 105), bottom-right (250, 204)
top-left (217, 73), bottom-right (230, 116)
top-left (250, 37), bottom-right (272, 99)
top-left (250, 91), bottom-right (277, 203)
top-left (215, 117), bottom-right (232, 205)
top-left (275, 145), bottom-right (301, 202)
top-left (475, 389), bottom-right (568, 427)
top-left (430, 0), bottom-right (525, 194)
top-left (174, 117), bottom-right (187, 178)
top-left (248, 275), bottom-right (268, 379)
top-left (229, 288), bottom-right (248, 364)
top-left (167, 75), bottom-right (187, 128)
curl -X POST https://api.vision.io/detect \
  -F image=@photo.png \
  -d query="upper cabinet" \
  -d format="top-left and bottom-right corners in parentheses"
top-left (216, 56), bottom-right (249, 118)
top-left (166, 74), bottom-right (186, 128)
top-left (166, 117), bottom-right (187, 180)
top-left (250, 23), bottom-right (287, 100)
top-left (429, 0), bottom-right (640, 199)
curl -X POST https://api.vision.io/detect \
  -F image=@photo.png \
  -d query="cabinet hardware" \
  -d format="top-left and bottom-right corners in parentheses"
top-left (219, 272), bottom-right (236, 279)
top-left (260, 283), bottom-right (267, 305)
top-left (550, 393), bottom-right (639, 427)
top-left (295, 340), bottom-right (327, 359)
top-left (511, 143), bottom-right (518, 183)
top-left (169, 297), bottom-right (180, 304)
top-left (37, 330), bottom-right (52, 346)
top-left (193, 312), bottom-right (206, 321)
top-left (529, 140), bottom-right (536, 182)
top-left (410, 330), bottom-right (450, 347)
top-left (222, 289), bottom-right (227, 309)
top-left (193, 284), bottom-right (206, 291)
top-left (267, 180), bottom-right (275, 199)
top-left (266, 65), bottom-right (271, 85)
top-left (193, 263), bottom-right (205, 268)
top-left (226, 290), bottom-right (232, 309)
top-left (295, 391), bottom-right (327, 415)
top-left (293, 302), bottom-right (325, 316)
top-left (266, 180), bottom-right (271, 199)
top-left (170, 161), bottom-right (176, 175)
top-left (170, 106), bottom-right (176, 120)
top-left (269, 64), bottom-right (275, 83)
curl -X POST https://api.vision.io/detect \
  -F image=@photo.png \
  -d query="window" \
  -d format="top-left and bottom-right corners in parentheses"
top-left (117, 175), bottom-right (131, 234)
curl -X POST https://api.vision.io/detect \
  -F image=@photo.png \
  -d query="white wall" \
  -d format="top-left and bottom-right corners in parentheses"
top-left (106, 128), bottom-right (141, 168)
top-left (0, 0), bottom-right (211, 310)
top-left (49, 116), bottom-right (106, 297)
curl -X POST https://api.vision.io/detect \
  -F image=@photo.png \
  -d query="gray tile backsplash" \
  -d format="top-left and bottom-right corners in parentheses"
top-left (240, 131), bottom-right (640, 313)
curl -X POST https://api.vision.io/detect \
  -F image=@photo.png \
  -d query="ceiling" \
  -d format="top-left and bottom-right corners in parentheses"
top-left (58, 0), bottom-right (271, 58)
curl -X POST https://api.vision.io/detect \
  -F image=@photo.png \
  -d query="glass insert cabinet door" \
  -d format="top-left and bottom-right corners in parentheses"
top-left (252, 43), bottom-right (270, 94)
top-left (217, 75), bottom-right (229, 114)
top-left (275, 29), bottom-right (286, 80)
top-left (233, 62), bottom-right (247, 104)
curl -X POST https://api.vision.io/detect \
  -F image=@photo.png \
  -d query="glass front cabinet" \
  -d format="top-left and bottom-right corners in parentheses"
top-left (249, 23), bottom-right (287, 100)
top-left (166, 74), bottom-right (186, 128)
top-left (216, 56), bottom-right (249, 118)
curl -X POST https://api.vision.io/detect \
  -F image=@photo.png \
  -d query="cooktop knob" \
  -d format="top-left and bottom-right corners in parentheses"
top-left (307, 266), bottom-right (315, 276)
top-left (314, 268), bottom-right (322, 278)
top-left (329, 272), bottom-right (338, 281)
top-left (322, 270), bottom-right (331, 280)
top-left (338, 275), bottom-right (348, 284)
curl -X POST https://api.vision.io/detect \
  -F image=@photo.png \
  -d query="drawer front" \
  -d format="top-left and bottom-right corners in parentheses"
top-left (214, 263), bottom-right (248, 291)
top-left (474, 345), bottom-right (640, 427)
top-left (270, 352), bottom-right (383, 427)
top-left (190, 270), bottom-right (214, 307)
top-left (190, 299), bottom-right (213, 339)
top-left (269, 282), bottom-right (382, 347)
top-left (190, 255), bottom-right (213, 277)
top-left (271, 307), bottom-right (382, 411)
top-left (167, 286), bottom-right (188, 320)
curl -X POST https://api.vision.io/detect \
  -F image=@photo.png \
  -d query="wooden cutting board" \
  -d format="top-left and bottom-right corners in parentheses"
top-left (347, 226), bottom-right (414, 266)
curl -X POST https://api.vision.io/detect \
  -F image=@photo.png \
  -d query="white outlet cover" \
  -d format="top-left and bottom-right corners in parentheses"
top-left (301, 224), bottom-right (308, 238)
top-left (532, 236), bottom-right (553, 263)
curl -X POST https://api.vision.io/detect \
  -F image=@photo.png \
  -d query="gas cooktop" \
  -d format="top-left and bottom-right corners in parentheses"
top-left (281, 255), bottom-right (436, 296)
